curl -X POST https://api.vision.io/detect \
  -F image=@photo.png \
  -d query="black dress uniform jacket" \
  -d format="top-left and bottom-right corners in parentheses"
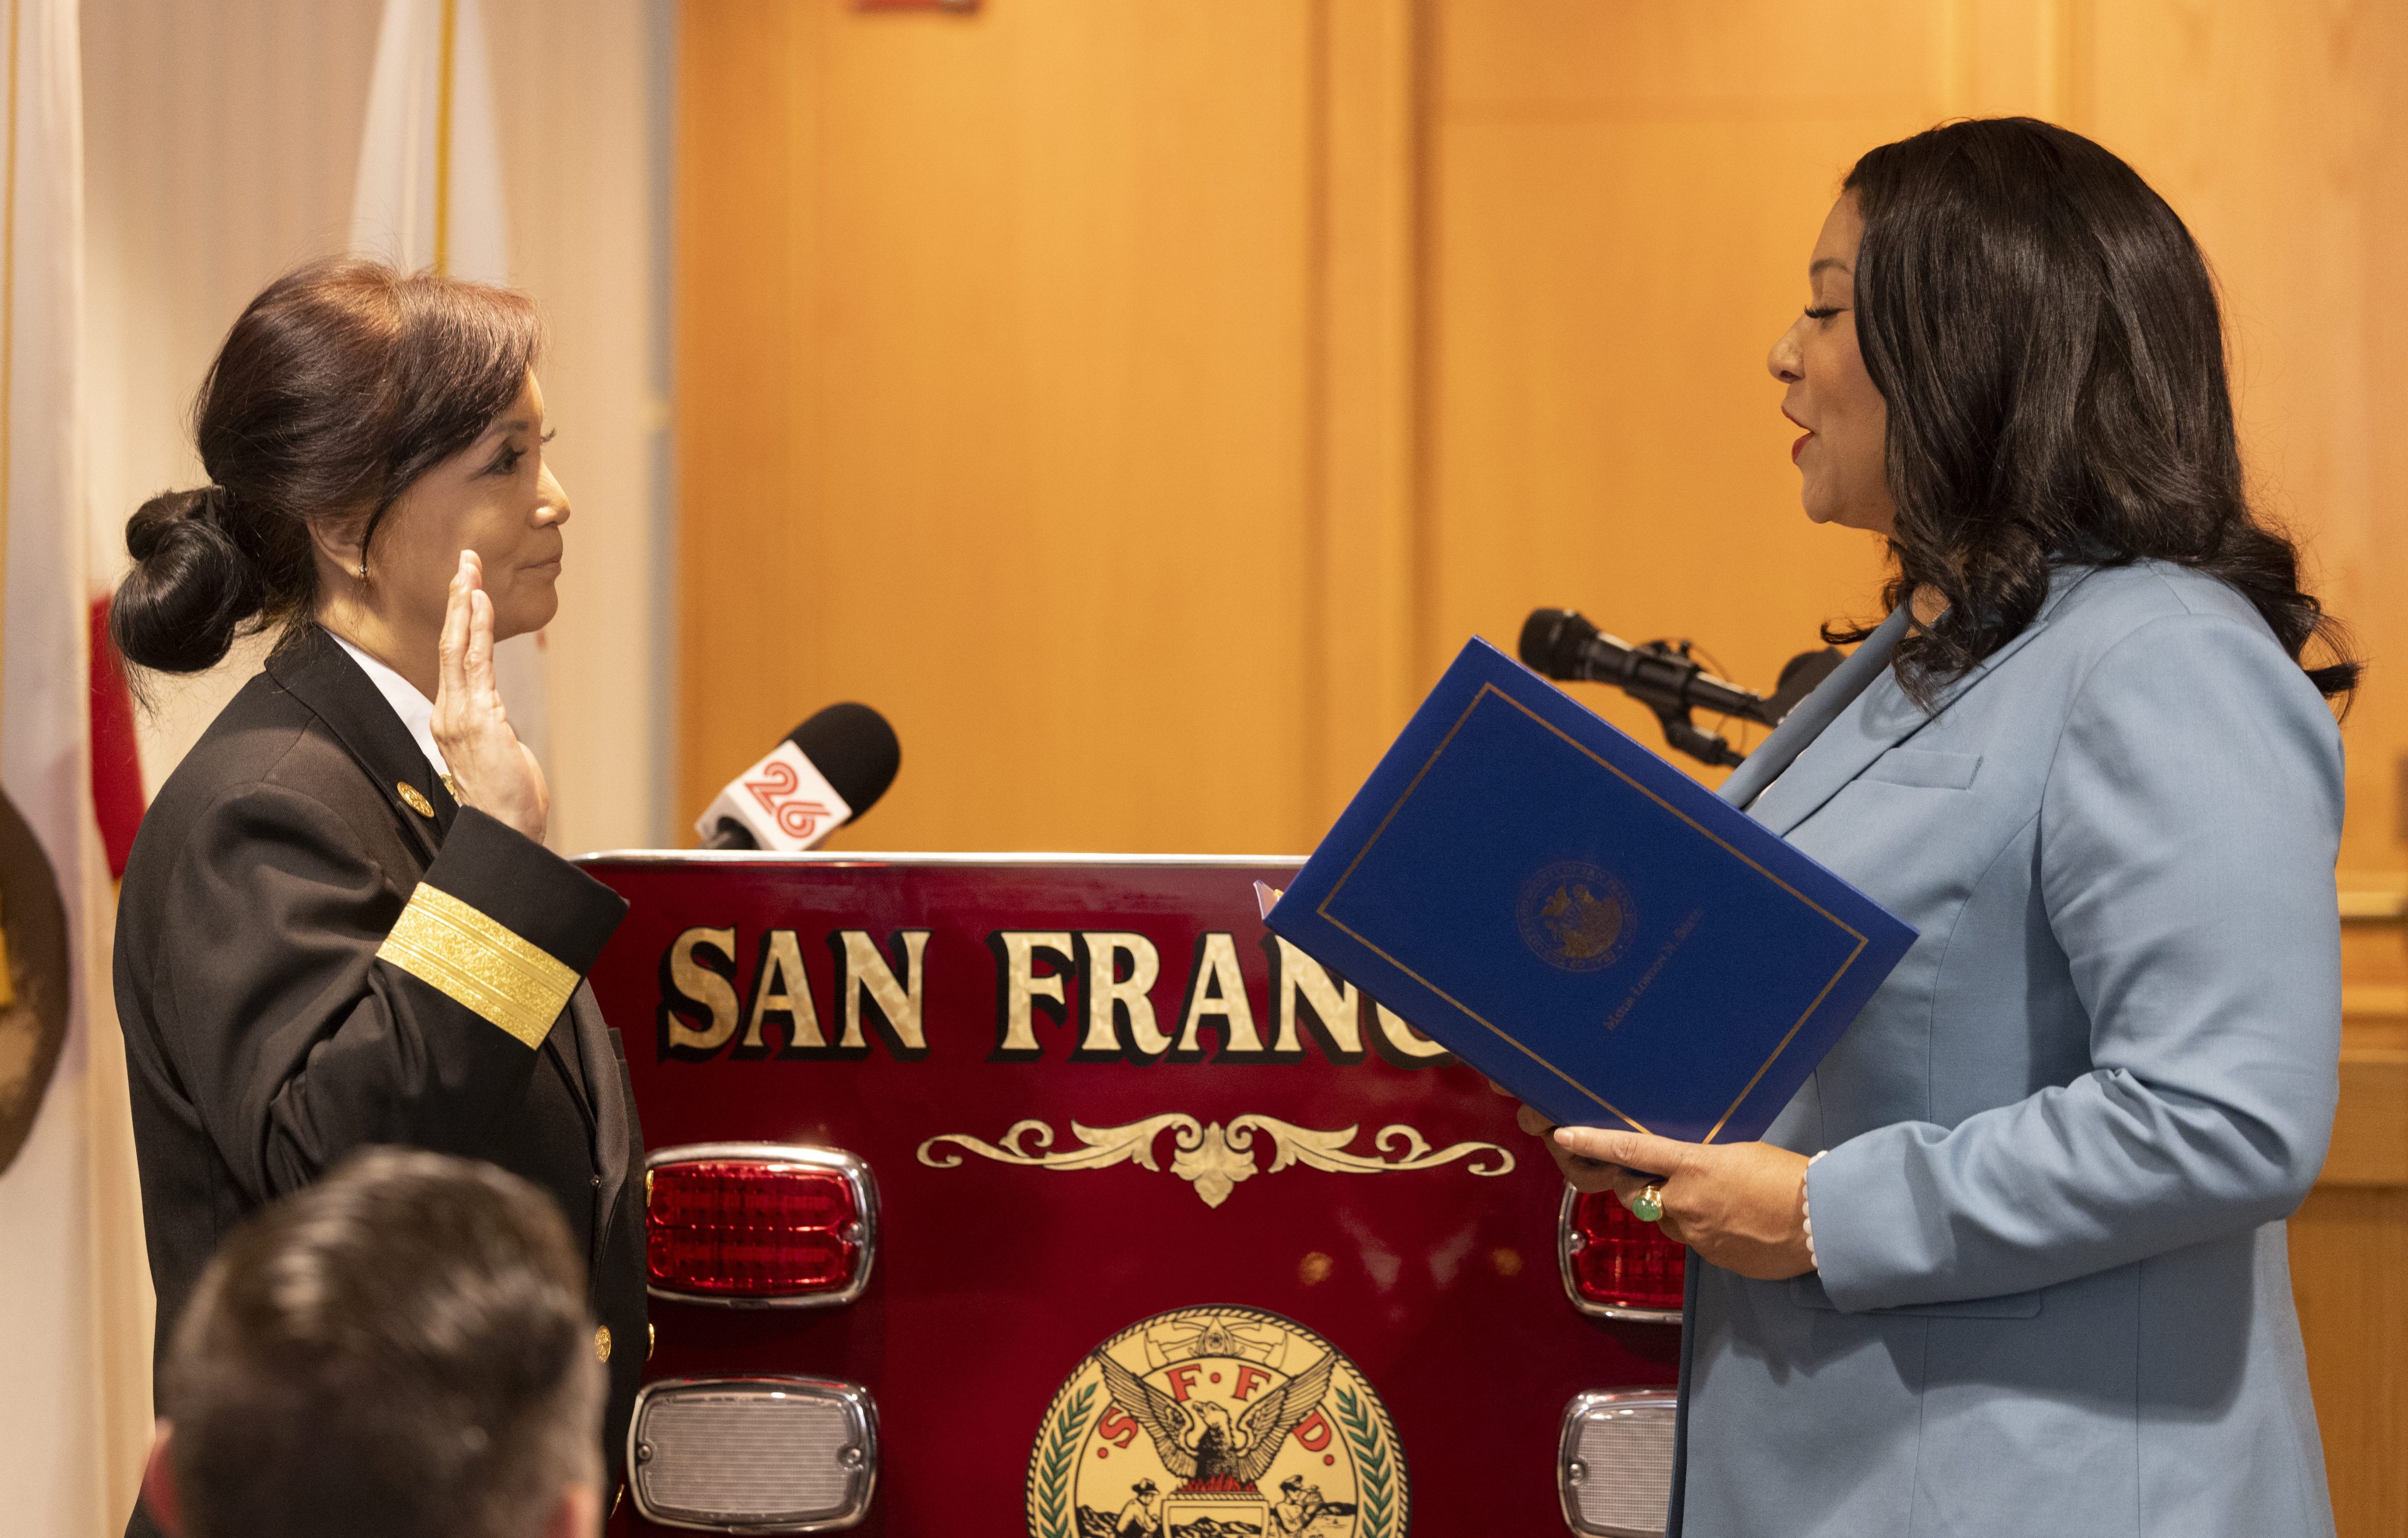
top-left (114, 625), bottom-right (645, 1536)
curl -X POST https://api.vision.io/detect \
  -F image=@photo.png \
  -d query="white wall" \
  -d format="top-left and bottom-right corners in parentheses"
top-left (83, 0), bottom-right (675, 852)
top-left (485, 0), bottom-right (679, 852)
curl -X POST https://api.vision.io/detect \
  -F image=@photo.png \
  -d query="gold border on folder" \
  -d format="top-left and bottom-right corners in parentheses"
top-left (1317, 684), bottom-right (1871, 1143)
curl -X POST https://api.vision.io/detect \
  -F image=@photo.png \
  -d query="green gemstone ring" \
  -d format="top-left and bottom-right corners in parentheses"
top-left (1630, 1184), bottom-right (1665, 1223)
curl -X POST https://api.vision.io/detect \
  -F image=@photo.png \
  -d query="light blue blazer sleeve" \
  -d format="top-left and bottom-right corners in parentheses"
top-left (1806, 610), bottom-right (2344, 1312)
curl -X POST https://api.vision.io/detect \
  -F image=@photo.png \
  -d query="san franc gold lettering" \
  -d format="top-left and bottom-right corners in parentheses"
top-left (658, 925), bottom-right (928, 1062)
top-left (1262, 935), bottom-right (1450, 1068)
top-left (1079, 933), bottom-right (1170, 1061)
top-left (656, 925), bottom-right (1454, 1068)
top-left (659, 926), bottom-right (739, 1059)
top-left (987, 931), bottom-right (1073, 1061)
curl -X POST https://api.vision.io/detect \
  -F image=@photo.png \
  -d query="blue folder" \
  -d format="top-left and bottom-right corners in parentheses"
top-left (1268, 637), bottom-right (1914, 1143)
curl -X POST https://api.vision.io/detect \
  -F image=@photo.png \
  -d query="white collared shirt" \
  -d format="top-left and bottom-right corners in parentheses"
top-left (330, 632), bottom-right (453, 783)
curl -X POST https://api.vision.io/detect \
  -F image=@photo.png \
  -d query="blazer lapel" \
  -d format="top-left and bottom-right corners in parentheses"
top-left (1753, 598), bottom-right (2068, 837)
top-left (264, 625), bottom-right (450, 862)
top-left (1718, 605), bottom-right (1913, 810)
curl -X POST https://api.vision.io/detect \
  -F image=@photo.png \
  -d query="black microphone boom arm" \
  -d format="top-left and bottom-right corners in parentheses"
top-left (1518, 607), bottom-right (1842, 769)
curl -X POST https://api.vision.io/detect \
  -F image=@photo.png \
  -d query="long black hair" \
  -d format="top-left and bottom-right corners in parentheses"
top-left (111, 258), bottom-right (541, 676)
top-left (1837, 117), bottom-right (2355, 704)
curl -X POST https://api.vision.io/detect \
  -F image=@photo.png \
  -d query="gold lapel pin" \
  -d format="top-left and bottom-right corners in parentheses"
top-left (396, 782), bottom-right (436, 819)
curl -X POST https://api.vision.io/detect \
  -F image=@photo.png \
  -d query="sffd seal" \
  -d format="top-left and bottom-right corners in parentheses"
top-left (1028, 1305), bottom-right (1408, 1538)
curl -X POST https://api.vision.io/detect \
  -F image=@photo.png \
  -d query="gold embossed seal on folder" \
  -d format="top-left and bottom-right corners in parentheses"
top-left (1514, 860), bottom-right (1635, 973)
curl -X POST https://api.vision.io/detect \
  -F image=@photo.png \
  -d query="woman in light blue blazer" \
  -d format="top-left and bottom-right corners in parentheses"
top-left (1533, 118), bottom-right (2355, 1537)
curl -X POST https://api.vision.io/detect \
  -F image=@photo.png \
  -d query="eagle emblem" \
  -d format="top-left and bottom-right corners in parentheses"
top-left (1027, 1305), bottom-right (1407, 1538)
top-left (1094, 1349), bottom-right (1334, 1488)
top-left (1514, 859), bottom-right (1636, 973)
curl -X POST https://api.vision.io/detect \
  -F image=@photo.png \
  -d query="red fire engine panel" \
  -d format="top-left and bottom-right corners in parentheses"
top-left (583, 852), bottom-right (1679, 1536)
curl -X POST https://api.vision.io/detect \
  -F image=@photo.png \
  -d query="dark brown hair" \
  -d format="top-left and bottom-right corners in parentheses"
top-left (1836, 117), bottom-right (2356, 704)
top-left (112, 257), bottom-right (541, 674)
top-left (162, 1148), bottom-right (599, 1538)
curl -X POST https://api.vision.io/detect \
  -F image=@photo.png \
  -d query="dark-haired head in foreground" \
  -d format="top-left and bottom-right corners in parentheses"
top-left (142, 1148), bottom-right (604, 1538)
top-left (1792, 116), bottom-right (2354, 706)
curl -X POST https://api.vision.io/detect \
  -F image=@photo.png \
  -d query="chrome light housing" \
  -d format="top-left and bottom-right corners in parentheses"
top-left (628, 1376), bottom-right (877, 1533)
top-left (1560, 1388), bottom-right (1677, 1538)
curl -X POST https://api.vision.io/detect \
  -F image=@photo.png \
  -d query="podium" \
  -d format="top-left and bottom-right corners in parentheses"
top-left (582, 851), bottom-right (1680, 1536)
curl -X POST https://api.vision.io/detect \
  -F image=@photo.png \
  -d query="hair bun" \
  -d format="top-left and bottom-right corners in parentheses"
top-left (122, 486), bottom-right (223, 556)
top-left (112, 487), bottom-right (266, 674)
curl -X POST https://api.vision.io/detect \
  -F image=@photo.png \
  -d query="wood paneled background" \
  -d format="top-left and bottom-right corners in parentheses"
top-left (677, 3), bottom-right (2407, 1528)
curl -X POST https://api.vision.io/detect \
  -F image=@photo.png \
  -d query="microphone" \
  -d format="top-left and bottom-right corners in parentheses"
top-left (1519, 608), bottom-right (1846, 768)
top-left (695, 703), bottom-right (901, 851)
top-left (1519, 608), bottom-right (1778, 724)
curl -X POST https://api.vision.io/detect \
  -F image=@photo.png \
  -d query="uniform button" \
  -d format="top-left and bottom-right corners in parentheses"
top-left (594, 1325), bottom-right (613, 1362)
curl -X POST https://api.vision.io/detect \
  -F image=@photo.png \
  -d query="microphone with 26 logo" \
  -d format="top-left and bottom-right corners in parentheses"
top-left (695, 703), bottom-right (902, 851)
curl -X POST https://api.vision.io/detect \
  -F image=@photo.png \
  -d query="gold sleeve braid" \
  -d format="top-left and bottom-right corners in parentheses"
top-left (375, 883), bottom-right (579, 1049)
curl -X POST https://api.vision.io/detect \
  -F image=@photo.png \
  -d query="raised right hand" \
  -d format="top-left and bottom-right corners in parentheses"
top-left (431, 551), bottom-right (549, 843)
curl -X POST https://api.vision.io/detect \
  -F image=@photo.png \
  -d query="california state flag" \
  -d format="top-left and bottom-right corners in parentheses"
top-left (350, 0), bottom-right (552, 787)
top-left (0, 0), bottom-right (155, 1533)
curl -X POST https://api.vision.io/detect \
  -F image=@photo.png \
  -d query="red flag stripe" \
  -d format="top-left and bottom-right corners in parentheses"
top-left (88, 594), bottom-right (147, 877)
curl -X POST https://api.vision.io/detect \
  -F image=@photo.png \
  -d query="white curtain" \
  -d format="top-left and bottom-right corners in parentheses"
top-left (0, 0), bottom-right (152, 1532)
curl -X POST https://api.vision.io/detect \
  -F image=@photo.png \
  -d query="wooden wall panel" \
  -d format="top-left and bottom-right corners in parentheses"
top-left (678, 0), bottom-right (1331, 854)
top-left (2084, 1), bottom-right (2408, 876)
top-left (1427, 0), bottom-right (1944, 770)
top-left (2291, 1185), bottom-right (2408, 1537)
top-left (1309, 0), bottom-right (1426, 816)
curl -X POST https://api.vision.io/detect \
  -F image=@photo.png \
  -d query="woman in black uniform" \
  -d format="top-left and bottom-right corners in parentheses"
top-left (110, 258), bottom-right (644, 1534)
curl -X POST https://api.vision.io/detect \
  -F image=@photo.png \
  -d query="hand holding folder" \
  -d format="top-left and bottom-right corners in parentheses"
top-left (1275, 854), bottom-right (1844, 1279)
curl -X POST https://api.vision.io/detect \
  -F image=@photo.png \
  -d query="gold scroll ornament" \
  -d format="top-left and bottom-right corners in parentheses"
top-left (917, 1113), bottom-right (1514, 1209)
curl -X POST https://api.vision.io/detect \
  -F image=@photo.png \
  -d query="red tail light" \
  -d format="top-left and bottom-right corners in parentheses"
top-left (646, 1144), bottom-right (877, 1307)
top-left (1560, 1188), bottom-right (1686, 1320)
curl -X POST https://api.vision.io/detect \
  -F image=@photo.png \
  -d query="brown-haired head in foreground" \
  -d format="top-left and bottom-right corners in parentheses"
top-left (156, 1148), bottom-right (601, 1538)
top-left (110, 257), bottom-right (540, 675)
